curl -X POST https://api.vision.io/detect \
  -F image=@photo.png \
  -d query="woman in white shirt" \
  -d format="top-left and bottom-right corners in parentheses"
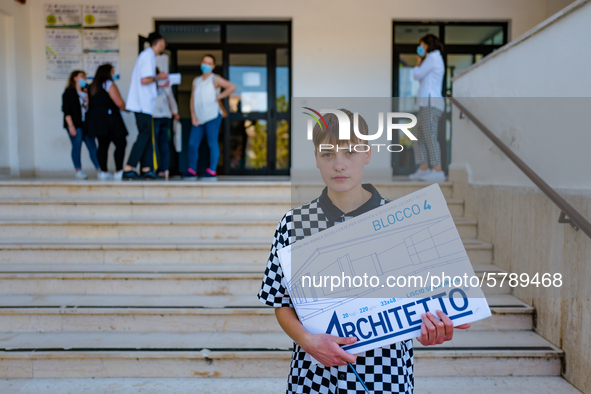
top-left (185, 54), bottom-right (236, 181)
top-left (410, 34), bottom-right (446, 182)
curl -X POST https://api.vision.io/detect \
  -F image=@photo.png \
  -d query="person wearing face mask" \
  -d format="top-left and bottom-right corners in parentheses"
top-left (122, 32), bottom-right (169, 180)
top-left (185, 54), bottom-right (236, 181)
top-left (86, 63), bottom-right (129, 181)
top-left (62, 70), bottom-right (101, 179)
top-left (410, 34), bottom-right (446, 182)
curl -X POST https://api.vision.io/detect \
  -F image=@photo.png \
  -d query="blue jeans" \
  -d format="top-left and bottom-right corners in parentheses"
top-left (153, 117), bottom-right (171, 172)
top-left (188, 114), bottom-right (222, 172)
top-left (67, 127), bottom-right (100, 170)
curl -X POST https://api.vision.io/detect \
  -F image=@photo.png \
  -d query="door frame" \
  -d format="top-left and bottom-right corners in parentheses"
top-left (154, 20), bottom-right (292, 176)
top-left (391, 20), bottom-right (509, 175)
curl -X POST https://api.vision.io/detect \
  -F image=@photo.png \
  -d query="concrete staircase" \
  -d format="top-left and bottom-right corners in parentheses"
top-left (0, 180), bottom-right (580, 393)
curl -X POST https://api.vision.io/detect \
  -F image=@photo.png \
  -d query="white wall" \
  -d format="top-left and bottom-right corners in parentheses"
top-left (0, 0), bottom-right (34, 177)
top-left (15, 0), bottom-right (562, 175)
top-left (451, 0), bottom-right (591, 190)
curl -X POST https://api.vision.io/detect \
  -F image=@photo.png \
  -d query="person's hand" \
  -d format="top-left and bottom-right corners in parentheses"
top-left (156, 71), bottom-right (168, 80)
top-left (417, 310), bottom-right (471, 346)
top-left (68, 125), bottom-right (77, 137)
top-left (173, 113), bottom-right (180, 121)
top-left (159, 80), bottom-right (170, 88)
top-left (416, 54), bottom-right (423, 66)
top-left (300, 333), bottom-right (358, 367)
top-left (191, 115), bottom-right (199, 127)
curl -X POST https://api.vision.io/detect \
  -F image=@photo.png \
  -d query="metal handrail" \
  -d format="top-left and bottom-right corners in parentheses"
top-left (448, 96), bottom-right (591, 239)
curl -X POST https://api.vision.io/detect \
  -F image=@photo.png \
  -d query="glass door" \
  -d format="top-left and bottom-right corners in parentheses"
top-left (224, 48), bottom-right (290, 175)
top-left (156, 21), bottom-right (291, 176)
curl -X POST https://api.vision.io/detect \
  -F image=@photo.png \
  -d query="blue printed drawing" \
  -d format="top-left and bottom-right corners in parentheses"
top-left (289, 214), bottom-right (468, 321)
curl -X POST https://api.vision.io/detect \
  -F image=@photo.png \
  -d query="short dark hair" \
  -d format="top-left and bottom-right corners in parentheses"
top-left (147, 32), bottom-right (164, 47)
top-left (420, 34), bottom-right (444, 53)
top-left (202, 53), bottom-right (216, 64)
top-left (312, 109), bottom-right (368, 149)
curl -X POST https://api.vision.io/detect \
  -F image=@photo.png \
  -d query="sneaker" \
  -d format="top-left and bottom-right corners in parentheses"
top-left (142, 170), bottom-right (161, 180)
top-left (419, 170), bottom-right (446, 182)
top-left (408, 168), bottom-right (431, 180)
top-left (183, 168), bottom-right (197, 180)
top-left (75, 170), bottom-right (88, 180)
top-left (199, 168), bottom-right (217, 182)
top-left (122, 171), bottom-right (141, 180)
top-left (97, 171), bottom-right (113, 181)
top-left (113, 170), bottom-right (123, 181)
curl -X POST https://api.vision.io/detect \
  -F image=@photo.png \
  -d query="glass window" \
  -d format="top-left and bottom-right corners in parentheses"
top-left (228, 53), bottom-right (268, 113)
top-left (229, 120), bottom-right (268, 170)
top-left (445, 25), bottom-right (503, 45)
top-left (394, 24), bottom-right (439, 44)
top-left (158, 24), bottom-right (221, 43)
top-left (276, 120), bottom-right (289, 170)
top-left (227, 24), bottom-right (288, 44)
top-left (276, 48), bottom-right (289, 113)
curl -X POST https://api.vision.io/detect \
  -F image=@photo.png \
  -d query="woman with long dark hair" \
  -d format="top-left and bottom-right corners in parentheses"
top-left (86, 64), bottom-right (128, 181)
top-left (61, 70), bottom-right (100, 179)
top-left (410, 33), bottom-right (446, 182)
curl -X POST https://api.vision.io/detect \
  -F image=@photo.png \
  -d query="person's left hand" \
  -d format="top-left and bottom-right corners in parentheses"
top-left (416, 54), bottom-right (423, 66)
top-left (417, 310), bottom-right (471, 346)
top-left (172, 113), bottom-right (180, 121)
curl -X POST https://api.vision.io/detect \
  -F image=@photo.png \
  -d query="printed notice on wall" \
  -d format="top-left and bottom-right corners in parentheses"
top-left (45, 4), bottom-right (82, 28)
top-left (83, 5), bottom-right (119, 28)
top-left (46, 55), bottom-right (83, 80)
top-left (83, 29), bottom-right (119, 53)
top-left (45, 29), bottom-right (83, 55)
top-left (84, 54), bottom-right (120, 79)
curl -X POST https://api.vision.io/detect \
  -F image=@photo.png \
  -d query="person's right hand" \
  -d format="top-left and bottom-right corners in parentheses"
top-left (300, 333), bottom-right (358, 367)
top-left (157, 71), bottom-right (168, 81)
top-left (68, 126), bottom-right (77, 137)
top-left (191, 116), bottom-right (199, 127)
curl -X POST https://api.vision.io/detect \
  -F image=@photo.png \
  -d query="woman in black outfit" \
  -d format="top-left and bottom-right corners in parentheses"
top-left (62, 70), bottom-right (100, 179)
top-left (86, 64), bottom-right (128, 181)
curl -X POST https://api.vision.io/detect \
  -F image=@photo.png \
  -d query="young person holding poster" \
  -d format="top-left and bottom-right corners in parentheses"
top-left (257, 109), bottom-right (470, 393)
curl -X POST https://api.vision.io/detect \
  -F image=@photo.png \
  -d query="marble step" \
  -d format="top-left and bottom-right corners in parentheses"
top-left (0, 331), bottom-right (563, 378)
top-left (0, 216), bottom-right (478, 240)
top-left (0, 238), bottom-right (493, 265)
top-left (0, 181), bottom-right (292, 200)
top-left (0, 263), bottom-right (510, 296)
top-left (0, 376), bottom-right (581, 394)
top-left (0, 197), bottom-right (467, 219)
top-left (0, 294), bottom-right (533, 332)
top-left (0, 180), bottom-right (452, 200)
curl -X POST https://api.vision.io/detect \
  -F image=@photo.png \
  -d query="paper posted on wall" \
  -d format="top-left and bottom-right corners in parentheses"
top-left (277, 183), bottom-right (491, 360)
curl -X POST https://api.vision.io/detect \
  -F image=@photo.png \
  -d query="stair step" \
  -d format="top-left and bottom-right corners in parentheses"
top-left (0, 376), bottom-right (580, 394)
top-left (0, 217), bottom-right (479, 240)
top-left (0, 198), bottom-right (465, 219)
top-left (0, 180), bottom-right (452, 200)
top-left (0, 238), bottom-right (493, 265)
top-left (0, 262), bottom-right (510, 296)
top-left (0, 181), bottom-right (292, 199)
top-left (0, 331), bottom-right (562, 378)
top-left (0, 294), bottom-right (533, 332)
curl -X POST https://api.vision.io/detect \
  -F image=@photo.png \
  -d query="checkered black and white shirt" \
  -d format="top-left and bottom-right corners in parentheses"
top-left (257, 184), bottom-right (414, 394)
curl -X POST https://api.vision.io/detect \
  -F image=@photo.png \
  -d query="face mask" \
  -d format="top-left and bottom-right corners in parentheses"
top-left (78, 79), bottom-right (87, 88)
top-left (200, 64), bottom-right (213, 74)
top-left (416, 45), bottom-right (426, 57)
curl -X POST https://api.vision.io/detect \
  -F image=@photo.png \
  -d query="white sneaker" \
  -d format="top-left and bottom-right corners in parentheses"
top-left (419, 170), bottom-right (446, 182)
top-left (75, 171), bottom-right (88, 180)
top-left (113, 170), bottom-right (123, 181)
top-left (97, 171), bottom-right (113, 181)
top-left (408, 168), bottom-right (431, 180)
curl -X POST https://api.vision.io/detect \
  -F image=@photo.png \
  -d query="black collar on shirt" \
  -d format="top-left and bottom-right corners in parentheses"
top-left (318, 183), bottom-right (383, 223)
